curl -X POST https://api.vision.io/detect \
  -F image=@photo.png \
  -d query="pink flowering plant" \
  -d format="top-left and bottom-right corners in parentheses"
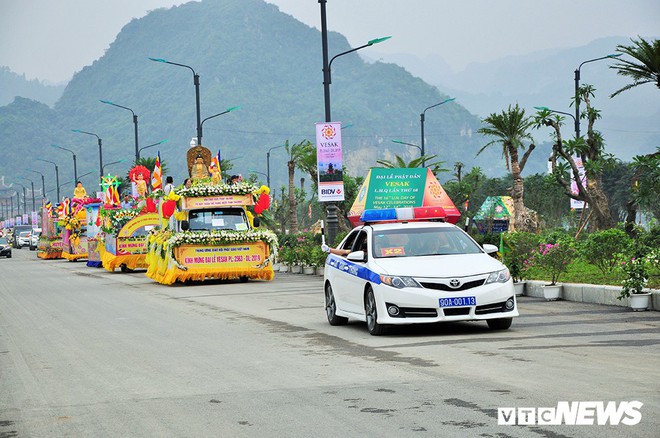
top-left (525, 239), bottom-right (576, 286)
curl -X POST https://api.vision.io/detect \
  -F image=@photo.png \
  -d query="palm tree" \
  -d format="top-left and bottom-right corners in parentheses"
top-left (477, 104), bottom-right (536, 232)
top-left (285, 140), bottom-right (311, 235)
top-left (610, 37), bottom-right (660, 98)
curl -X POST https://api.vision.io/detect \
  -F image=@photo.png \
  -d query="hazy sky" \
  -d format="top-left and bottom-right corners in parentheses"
top-left (0, 0), bottom-right (658, 84)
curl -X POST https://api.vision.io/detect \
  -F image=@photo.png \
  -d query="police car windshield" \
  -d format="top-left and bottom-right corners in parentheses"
top-left (188, 208), bottom-right (248, 231)
top-left (373, 227), bottom-right (482, 258)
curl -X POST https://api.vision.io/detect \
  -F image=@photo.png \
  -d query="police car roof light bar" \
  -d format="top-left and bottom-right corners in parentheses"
top-left (360, 207), bottom-right (447, 223)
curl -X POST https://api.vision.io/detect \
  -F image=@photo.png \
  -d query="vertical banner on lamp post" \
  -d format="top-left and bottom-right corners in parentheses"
top-left (570, 155), bottom-right (587, 209)
top-left (316, 122), bottom-right (345, 202)
top-left (31, 211), bottom-right (39, 226)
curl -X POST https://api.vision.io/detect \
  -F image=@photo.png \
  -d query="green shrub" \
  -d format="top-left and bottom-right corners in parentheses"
top-left (501, 231), bottom-right (539, 282)
top-left (579, 228), bottom-right (630, 274)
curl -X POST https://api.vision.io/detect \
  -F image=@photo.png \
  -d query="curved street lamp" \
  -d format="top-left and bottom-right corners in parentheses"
top-left (72, 129), bottom-right (103, 179)
top-left (534, 106), bottom-right (577, 124)
top-left (421, 97), bottom-right (455, 158)
top-left (319, 0), bottom-right (391, 245)
top-left (100, 100), bottom-right (139, 162)
top-left (149, 57), bottom-right (202, 145)
top-left (138, 139), bottom-right (169, 157)
top-left (28, 170), bottom-right (46, 201)
top-left (13, 182), bottom-right (27, 216)
top-left (51, 144), bottom-right (78, 183)
top-left (200, 106), bottom-right (240, 145)
top-left (17, 177), bottom-right (36, 212)
top-left (102, 159), bottom-right (127, 175)
top-left (248, 169), bottom-right (268, 181)
top-left (37, 158), bottom-right (60, 201)
top-left (574, 54), bottom-right (622, 138)
top-left (266, 144), bottom-right (286, 189)
top-left (391, 139), bottom-right (422, 156)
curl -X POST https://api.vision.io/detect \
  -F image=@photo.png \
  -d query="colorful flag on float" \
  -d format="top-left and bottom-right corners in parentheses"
top-left (63, 198), bottom-right (72, 216)
top-left (45, 201), bottom-right (52, 214)
top-left (152, 151), bottom-right (162, 190)
top-left (210, 149), bottom-right (221, 175)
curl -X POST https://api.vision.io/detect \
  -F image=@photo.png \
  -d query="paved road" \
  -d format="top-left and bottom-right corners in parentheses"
top-left (1, 247), bottom-right (658, 437)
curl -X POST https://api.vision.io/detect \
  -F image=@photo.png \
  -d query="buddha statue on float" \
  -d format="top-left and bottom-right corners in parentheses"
top-left (187, 145), bottom-right (212, 183)
top-left (73, 181), bottom-right (87, 201)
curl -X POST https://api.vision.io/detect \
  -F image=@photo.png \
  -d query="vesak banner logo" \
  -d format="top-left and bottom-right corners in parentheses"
top-left (498, 401), bottom-right (643, 426)
top-left (316, 122), bottom-right (345, 202)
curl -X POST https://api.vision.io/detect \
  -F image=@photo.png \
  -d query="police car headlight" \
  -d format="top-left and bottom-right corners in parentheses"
top-left (380, 275), bottom-right (421, 289)
top-left (485, 268), bottom-right (511, 284)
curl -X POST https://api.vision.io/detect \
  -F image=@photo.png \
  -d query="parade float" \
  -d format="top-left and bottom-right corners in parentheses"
top-left (37, 201), bottom-right (63, 259)
top-left (98, 170), bottom-right (161, 272)
top-left (348, 167), bottom-right (461, 225)
top-left (60, 196), bottom-right (89, 262)
top-left (145, 145), bottom-right (277, 285)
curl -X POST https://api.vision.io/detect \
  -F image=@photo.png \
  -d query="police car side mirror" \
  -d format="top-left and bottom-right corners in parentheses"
top-left (347, 250), bottom-right (366, 262)
top-left (483, 244), bottom-right (498, 255)
top-left (181, 220), bottom-right (190, 231)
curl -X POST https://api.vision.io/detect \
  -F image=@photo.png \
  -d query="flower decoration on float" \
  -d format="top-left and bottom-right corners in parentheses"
top-left (176, 182), bottom-right (258, 198)
top-left (253, 185), bottom-right (271, 215)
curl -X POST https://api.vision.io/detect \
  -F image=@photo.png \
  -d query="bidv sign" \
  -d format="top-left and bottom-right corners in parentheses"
top-left (498, 401), bottom-right (643, 426)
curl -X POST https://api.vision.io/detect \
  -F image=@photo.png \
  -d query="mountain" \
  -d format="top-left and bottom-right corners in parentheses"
top-left (1, 0), bottom-right (565, 199)
top-left (0, 67), bottom-right (65, 107)
top-left (370, 36), bottom-right (660, 160)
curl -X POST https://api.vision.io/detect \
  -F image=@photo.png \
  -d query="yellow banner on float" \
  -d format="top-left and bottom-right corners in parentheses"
top-left (117, 237), bottom-right (149, 255)
top-left (182, 194), bottom-right (254, 210)
top-left (174, 242), bottom-right (267, 269)
top-left (117, 213), bottom-right (159, 237)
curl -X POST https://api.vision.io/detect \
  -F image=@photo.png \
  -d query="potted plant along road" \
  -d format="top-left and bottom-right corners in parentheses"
top-left (618, 255), bottom-right (652, 311)
top-left (527, 238), bottom-right (576, 301)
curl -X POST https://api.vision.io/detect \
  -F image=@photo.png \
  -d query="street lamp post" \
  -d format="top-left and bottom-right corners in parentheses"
top-left (72, 130), bottom-right (103, 179)
top-left (17, 177), bottom-right (36, 212)
top-left (319, 0), bottom-right (390, 244)
top-left (51, 144), bottom-right (78, 183)
top-left (100, 100), bottom-right (139, 162)
top-left (138, 139), bottom-right (169, 157)
top-left (14, 183), bottom-right (27, 216)
top-left (574, 54), bottom-right (622, 139)
top-left (391, 139), bottom-right (422, 156)
top-left (266, 144), bottom-right (285, 189)
top-left (28, 170), bottom-right (46, 201)
top-left (102, 159), bottom-right (126, 175)
top-left (420, 97), bottom-right (455, 158)
top-left (248, 169), bottom-right (268, 183)
top-left (149, 57), bottom-right (202, 145)
top-left (37, 158), bottom-right (60, 201)
top-left (534, 106), bottom-right (577, 125)
top-left (200, 106), bottom-right (240, 145)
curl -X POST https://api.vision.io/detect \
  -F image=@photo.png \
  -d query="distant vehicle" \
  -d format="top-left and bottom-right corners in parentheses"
top-left (12, 225), bottom-right (32, 248)
top-left (29, 228), bottom-right (42, 251)
top-left (0, 237), bottom-right (12, 258)
top-left (18, 231), bottom-right (31, 248)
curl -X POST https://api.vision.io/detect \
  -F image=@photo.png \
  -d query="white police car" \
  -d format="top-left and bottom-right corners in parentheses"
top-left (323, 207), bottom-right (518, 335)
